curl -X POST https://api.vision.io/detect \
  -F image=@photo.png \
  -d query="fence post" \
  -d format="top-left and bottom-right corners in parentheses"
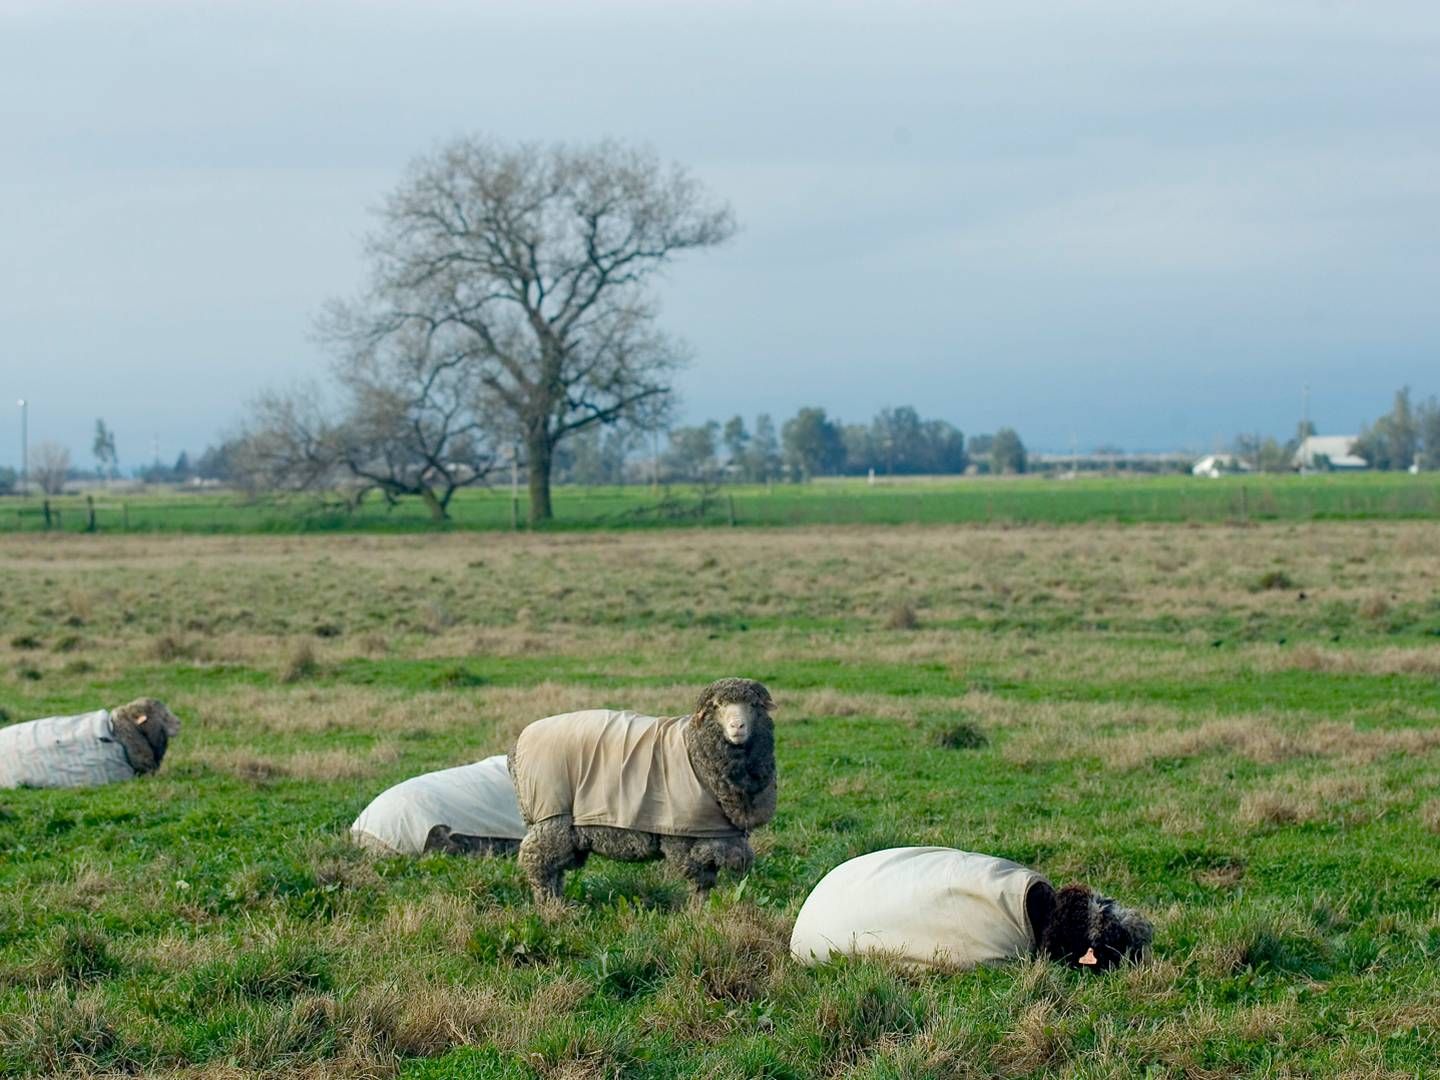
top-left (727, 495), bottom-right (737, 527)
top-left (43, 499), bottom-right (52, 530)
top-left (511, 496), bottom-right (520, 531)
top-left (86, 495), bottom-right (97, 533)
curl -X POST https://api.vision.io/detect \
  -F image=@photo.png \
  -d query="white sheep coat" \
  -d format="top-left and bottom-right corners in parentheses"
top-left (350, 755), bottom-right (527, 855)
top-left (0, 710), bottom-right (138, 789)
top-left (790, 847), bottom-right (1048, 971)
top-left (511, 709), bottom-right (740, 838)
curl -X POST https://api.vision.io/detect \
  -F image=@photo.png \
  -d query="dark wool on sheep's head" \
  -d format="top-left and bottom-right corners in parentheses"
top-left (1038, 883), bottom-right (1153, 971)
top-left (108, 698), bottom-right (181, 774)
top-left (693, 678), bottom-right (776, 747)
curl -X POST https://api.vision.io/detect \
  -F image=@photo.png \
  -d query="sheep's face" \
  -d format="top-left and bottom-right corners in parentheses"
top-left (696, 677), bottom-right (775, 747)
top-left (717, 701), bottom-right (760, 745)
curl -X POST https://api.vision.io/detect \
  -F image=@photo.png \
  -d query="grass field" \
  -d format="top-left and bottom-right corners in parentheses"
top-left (6, 471), bottom-right (1440, 534)
top-left (2, 522), bottom-right (1440, 1078)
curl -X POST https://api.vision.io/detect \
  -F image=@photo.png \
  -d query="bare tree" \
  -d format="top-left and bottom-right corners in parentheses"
top-left (324, 136), bottom-right (735, 524)
top-left (238, 327), bottom-right (499, 520)
top-left (32, 441), bottom-right (71, 495)
top-left (93, 419), bottom-right (118, 480)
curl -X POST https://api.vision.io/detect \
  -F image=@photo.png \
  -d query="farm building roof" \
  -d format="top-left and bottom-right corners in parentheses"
top-left (1295, 435), bottom-right (1367, 470)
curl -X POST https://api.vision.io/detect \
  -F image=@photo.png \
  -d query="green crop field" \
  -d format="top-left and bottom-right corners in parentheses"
top-left (2, 521), bottom-right (1440, 1077)
top-left (5, 471), bottom-right (1440, 535)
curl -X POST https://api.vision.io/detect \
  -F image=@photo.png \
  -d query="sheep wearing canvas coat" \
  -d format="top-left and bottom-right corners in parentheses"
top-left (0, 698), bottom-right (180, 789)
top-left (790, 847), bottom-right (1153, 973)
top-left (508, 678), bottom-right (776, 902)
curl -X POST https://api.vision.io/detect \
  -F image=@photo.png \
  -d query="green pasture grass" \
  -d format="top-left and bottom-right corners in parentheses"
top-left (4, 471), bottom-right (1439, 535)
top-left (2, 524), bottom-right (1440, 1077)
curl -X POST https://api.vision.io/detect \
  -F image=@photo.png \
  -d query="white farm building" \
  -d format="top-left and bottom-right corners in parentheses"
top-left (1192, 454), bottom-right (1252, 478)
top-left (1294, 435), bottom-right (1368, 471)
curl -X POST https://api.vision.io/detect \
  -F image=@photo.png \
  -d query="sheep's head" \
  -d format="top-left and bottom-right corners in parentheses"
top-left (1038, 884), bottom-right (1152, 971)
top-left (694, 677), bottom-right (775, 747)
top-left (111, 698), bottom-right (182, 741)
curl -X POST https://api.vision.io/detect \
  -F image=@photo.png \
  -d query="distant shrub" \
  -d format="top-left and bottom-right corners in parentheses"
top-left (151, 633), bottom-right (199, 662)
top-left (884, 603), bottom-right (920, 630)
top-left (932, 721), bottom-right (988, 750)
top-left (428, 665), bottom-right (486, 689)
top-left (1358, 594), bottom-right (1392, 621)
top-left (281, 642), bottom-right (322, 684)
top-left (1253, 570), bottom-right (1297, 592)
top-left (9, 633), bottom-right (41, 650)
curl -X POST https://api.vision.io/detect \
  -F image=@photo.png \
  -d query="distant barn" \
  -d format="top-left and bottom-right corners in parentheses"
top-left (1294, 435), bottom-right (1368, 472)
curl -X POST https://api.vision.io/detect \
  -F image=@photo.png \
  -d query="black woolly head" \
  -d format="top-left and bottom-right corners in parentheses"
top-left (1039, 883), bottom-right (1153, 971)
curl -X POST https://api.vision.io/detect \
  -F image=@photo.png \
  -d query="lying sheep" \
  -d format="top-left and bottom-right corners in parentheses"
top-left (508, 677), bottom-right (776, 903)
top-left (0, 698), bottom-right (181, 789)
top-left (790, 847), bottom-right (1153, 972)
top-left (350, 754), bottom-right (527, 856)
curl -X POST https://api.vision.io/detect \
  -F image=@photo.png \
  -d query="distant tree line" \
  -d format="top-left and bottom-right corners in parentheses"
top-left (1230, 386), bottom-right (1440, 472)
top-left (553, 405), bottom-right (1028, 486)
top-left (1354, 388), bottom-right (1440, 471)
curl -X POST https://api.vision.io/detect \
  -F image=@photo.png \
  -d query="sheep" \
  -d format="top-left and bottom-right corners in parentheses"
top-left (350, 755), bottom-right (527, 856)
top-left (790, 847), bottom-right (1152, 972)
top-left (0, 698), bottom-right (181, 789)
top-left (508, 677), bottom-right (776, 903)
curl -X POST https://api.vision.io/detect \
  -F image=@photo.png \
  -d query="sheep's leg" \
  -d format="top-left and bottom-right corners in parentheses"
top-left (519, 817), bottom-right (579, 902)
top-left (660, 836), bottom-right (720, 903)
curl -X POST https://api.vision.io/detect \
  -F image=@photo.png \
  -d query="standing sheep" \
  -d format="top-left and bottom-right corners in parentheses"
top-left (0, 698), bottom-right (181, 789)
top-left (508, 677), bottom-right (776, 903)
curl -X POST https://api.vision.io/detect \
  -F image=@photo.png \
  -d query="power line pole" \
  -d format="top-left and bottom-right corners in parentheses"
top-left (17, 399), bottom-right (27, 497)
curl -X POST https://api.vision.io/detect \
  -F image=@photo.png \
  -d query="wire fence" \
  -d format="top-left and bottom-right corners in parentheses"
top-left (3, 476), bottom-right (1439, 535)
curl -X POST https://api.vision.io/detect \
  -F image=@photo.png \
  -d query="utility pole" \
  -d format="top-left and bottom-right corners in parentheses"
top-left (17, 399), bottom-right (27, 496)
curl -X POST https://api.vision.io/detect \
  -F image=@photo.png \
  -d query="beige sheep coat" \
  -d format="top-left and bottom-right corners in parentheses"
top-left (512, 709), bottom-right (740, 838)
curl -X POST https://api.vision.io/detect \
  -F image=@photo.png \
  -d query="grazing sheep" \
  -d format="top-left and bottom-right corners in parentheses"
top-left (0, 698), bottom-right (181, 789)
top-left (350, 754), bottom-right (527, 856)
top-left (509, 677), bottom-right (776, 903)
top-left (790, 847), bottom-right (1152, 972)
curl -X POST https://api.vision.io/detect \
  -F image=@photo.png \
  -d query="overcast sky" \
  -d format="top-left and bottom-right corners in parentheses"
top-left (2, 0), bottom-right (1438, 467)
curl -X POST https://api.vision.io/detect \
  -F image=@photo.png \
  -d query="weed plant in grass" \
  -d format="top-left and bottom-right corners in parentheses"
top-left (2, 523), bottom-right (1440, 1076)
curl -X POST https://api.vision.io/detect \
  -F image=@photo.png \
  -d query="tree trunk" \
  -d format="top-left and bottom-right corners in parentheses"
top-left (418, 486), bottom-right (448, 522)
top-left (527, 433), bottom-right (554, 525)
